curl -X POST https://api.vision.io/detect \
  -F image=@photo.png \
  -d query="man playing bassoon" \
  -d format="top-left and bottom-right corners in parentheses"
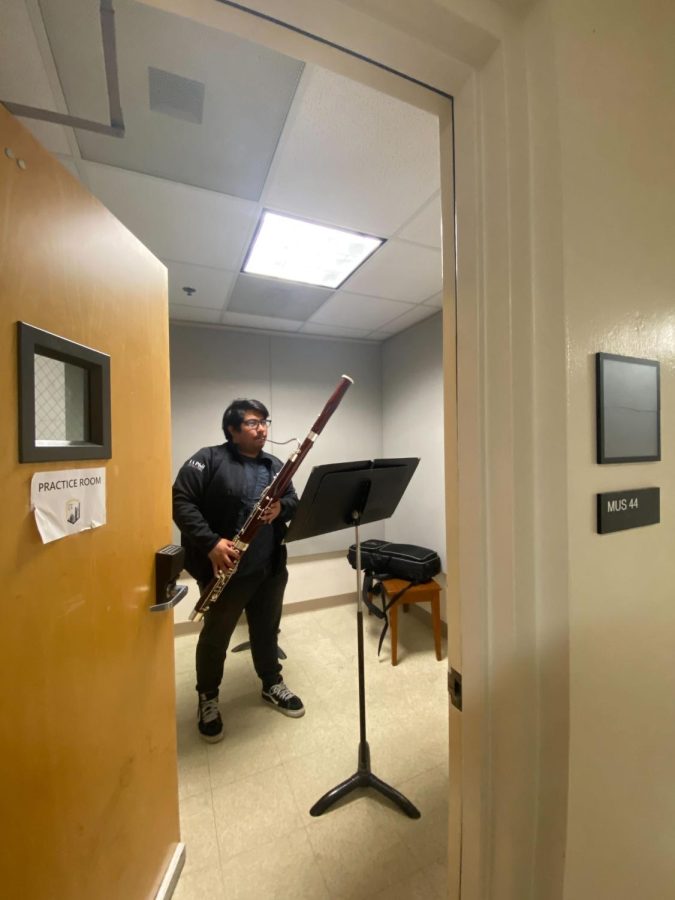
top-left (173, 398), bottom-right (303, 743)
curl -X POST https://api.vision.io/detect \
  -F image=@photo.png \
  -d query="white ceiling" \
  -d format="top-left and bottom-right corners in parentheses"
top-left (0, 0), bottom-right (445, 342)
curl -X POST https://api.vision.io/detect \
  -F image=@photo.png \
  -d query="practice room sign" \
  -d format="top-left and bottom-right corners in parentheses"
top-left (31, 468), bottom-right (106, 544)
top-left (597, 487), bottom-right (660, 534)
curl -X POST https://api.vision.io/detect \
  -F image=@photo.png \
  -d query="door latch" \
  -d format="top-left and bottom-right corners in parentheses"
top-left (448, 667), bottom-right (462, 711)
top-left (150, 544), bottom-right (188, 612)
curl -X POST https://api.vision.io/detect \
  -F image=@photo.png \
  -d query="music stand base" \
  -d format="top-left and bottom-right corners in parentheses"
top-left (309, 741), bottom-right (420, 819)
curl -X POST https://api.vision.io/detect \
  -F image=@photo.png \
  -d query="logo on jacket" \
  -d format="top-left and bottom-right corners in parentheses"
top-left (66, 498), bottom-right (81, 525)
top-left (187, 459), bottom-right (205, 471)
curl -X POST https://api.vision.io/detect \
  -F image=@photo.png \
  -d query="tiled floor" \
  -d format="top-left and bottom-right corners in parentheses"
top-left (173, 601), bottom-right (449, 899)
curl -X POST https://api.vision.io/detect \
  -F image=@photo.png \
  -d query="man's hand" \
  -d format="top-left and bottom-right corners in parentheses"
top-left (260, 500), bottom-right (282, 524)
top-left (208, 538), bottom-right (240, 576)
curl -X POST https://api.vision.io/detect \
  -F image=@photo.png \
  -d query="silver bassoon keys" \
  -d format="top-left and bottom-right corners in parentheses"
top-left (188, 374), bottom-right (354, 622)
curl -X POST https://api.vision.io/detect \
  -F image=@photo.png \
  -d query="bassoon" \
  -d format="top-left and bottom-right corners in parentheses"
top-left (188, 374), bottom-right (354, 622)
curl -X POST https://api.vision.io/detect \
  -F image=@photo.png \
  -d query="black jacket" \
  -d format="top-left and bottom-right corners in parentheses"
top-left (172, 442), bottom-right (299, 584)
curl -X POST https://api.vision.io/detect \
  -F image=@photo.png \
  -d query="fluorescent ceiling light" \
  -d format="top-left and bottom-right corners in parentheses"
top-left (243, 211), bottom-right (383, 289)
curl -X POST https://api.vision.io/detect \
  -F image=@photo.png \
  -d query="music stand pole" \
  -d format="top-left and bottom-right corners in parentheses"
top-left (309, 509), bottom-right (420, 819)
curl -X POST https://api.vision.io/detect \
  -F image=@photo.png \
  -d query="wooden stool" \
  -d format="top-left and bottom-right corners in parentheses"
top-left (379, 578), bottom-right (443, 666)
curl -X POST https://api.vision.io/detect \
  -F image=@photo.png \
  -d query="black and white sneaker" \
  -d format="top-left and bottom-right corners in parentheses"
top-left (262, 680), bottom-right (305, 718)
top-left (198, 691), bottom-right (224, 742)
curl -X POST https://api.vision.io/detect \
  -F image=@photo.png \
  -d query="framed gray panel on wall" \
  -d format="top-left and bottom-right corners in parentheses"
top-left (596, 352), bottom-right (660, 464)
top-left (17, 322), bottom-right (111, 463)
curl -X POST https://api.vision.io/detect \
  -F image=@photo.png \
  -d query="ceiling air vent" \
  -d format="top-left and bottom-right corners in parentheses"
top-left (148, 67), bottom-right (205, 125)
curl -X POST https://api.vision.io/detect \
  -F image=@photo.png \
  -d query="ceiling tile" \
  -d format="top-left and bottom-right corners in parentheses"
top-left (220, 311), bottom-right (303, 333)
top-left (166, 261), bottom-right (236, 310)
top-left (299, 322), bottom-right (374, 339)
top-left (84, 162), bottom-right (259, 268)
top-left (373, 304), bottom-right (440, 337)
top-left (39, 0), bottom-right (303, 200)
top-left (263, 65), bottom-right (440, 236)
top-left (227, 274), bottom-right (332, 320)
top-left (0, 2), bottom-right (446, 342)
top-left (1, 0), bottom-right (53, 107)
top-left (309, 292), bottom-right (414, 330)
top-left (397, 192), bottom-right (442, 248)
top-left (170, 304), bottom-right (222, 324)
top-left (0, 0), bottom-right (72, 155)
top-left (343, 240), bottom-right (442, 303)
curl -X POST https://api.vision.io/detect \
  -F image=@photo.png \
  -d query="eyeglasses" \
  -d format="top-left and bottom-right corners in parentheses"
top-left (242, 418), bottom-right (272, 430)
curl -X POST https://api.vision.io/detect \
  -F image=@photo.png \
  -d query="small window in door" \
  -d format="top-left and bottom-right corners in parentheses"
top-left (17, 322), bottom-right (111, 462)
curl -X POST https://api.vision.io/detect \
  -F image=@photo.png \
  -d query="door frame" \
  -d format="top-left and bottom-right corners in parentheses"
top-left (141, 2), bottom-right (464, 898)
top-left (140, 2), bottom-right (552, 898)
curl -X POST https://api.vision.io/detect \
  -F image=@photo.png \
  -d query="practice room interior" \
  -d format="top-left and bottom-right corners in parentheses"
top-left (1, 2), bottom-right (451, 898)
top-left (7, 1), bottom-right (674, 899)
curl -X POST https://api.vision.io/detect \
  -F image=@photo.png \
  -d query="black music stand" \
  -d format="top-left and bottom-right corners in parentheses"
top-left (285, 458), bottom-right (421, 819)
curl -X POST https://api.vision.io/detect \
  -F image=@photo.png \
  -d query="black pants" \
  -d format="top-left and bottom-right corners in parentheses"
top-left (195, 563), bottom-right (287, 695)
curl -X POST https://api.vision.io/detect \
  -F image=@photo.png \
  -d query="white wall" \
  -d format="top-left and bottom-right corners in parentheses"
top-left (170, 320), bottom-right (447, 565)
top-left (169, 323), bottom-right (383, 555)
top-left (382, 311), bottom-right (446, 568)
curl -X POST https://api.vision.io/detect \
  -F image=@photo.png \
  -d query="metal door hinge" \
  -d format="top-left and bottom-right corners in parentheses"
top-left (448, 668), bottom-right (462, 711)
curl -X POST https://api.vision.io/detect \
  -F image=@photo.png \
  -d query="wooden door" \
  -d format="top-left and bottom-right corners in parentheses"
top-left (0, 108), bottom-right (180, 898)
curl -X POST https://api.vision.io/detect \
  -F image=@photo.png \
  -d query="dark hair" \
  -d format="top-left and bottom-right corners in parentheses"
top-left (222, 398), bottom-right (269, 441)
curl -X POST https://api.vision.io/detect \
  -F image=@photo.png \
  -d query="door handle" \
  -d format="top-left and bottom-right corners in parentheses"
top-left (150, 544), bottom-right (188, 612)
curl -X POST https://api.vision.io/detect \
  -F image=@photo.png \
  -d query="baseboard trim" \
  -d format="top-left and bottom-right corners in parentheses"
top-left (287, 549), bottom-right (346, 565)
top-left (154, 842), bottom-right (185, 899)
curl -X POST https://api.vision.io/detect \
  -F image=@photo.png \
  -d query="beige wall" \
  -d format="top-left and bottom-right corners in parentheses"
top-left (473, 1), bottom-right (675, 896)
top-left (553, 1), bottom-right (675, 897)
